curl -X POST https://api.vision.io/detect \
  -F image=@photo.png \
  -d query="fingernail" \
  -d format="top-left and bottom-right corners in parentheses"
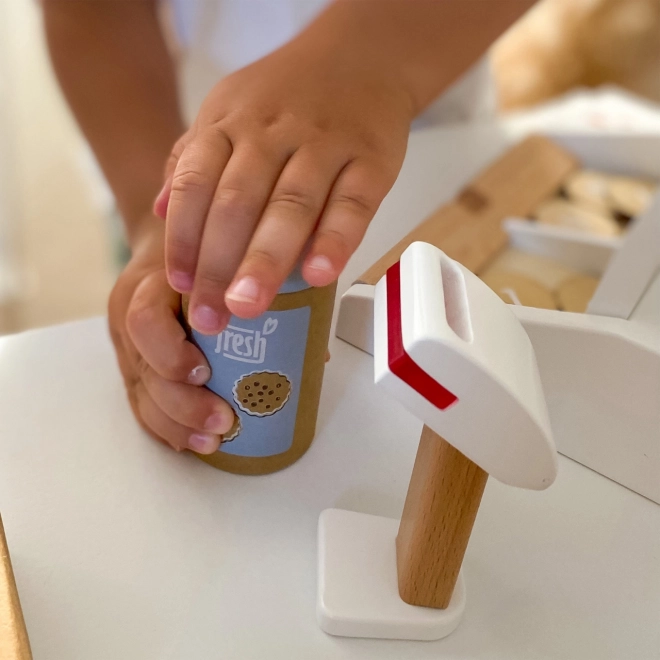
top-left (306, 255), bottom-right (334, 275)
top-left (188, 432), bottom-right (218, 454)
top-left (226, 276), bottom-right (261, 304)
top-left (188, 365), bottom-right (211, 385)
top-left (170, 270), bottom-right (194, 292)
top-left (204, 411), bottom-right (231, 434)
top-left (153, 177), bottom-right (171, 219)
top-left (190, 305), bottom-right (222, 334)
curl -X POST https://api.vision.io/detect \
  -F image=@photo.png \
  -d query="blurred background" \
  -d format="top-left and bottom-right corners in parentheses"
top-left (0, 0), bottom-right (659, 335)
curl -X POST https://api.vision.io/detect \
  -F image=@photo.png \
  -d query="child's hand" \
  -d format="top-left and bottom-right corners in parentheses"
top-left (108, 217), bottom-right (236, 454)
top-left (155, 36), bottom-right (414, 335)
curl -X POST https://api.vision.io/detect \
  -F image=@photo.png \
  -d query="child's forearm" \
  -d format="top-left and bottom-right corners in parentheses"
top-left (43, 0), bottom-right (184, 244)
top-left (301, 0), bottom-right (538, 115)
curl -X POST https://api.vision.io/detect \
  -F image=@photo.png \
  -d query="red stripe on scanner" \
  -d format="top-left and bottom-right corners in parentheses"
top-left (386, 261), bottom-right (458, 410)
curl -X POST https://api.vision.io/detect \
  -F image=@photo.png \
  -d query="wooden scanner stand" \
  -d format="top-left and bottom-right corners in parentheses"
top-left (397, 426), bottom-right (487, 610)
top-left (317, 243), bottom-right (558, 641)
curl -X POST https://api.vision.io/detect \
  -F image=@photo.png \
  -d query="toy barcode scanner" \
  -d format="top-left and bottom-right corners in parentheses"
top-left (317, 242), bottom-right (558, 641)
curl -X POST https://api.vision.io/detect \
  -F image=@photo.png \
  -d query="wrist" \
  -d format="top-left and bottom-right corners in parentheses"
top-left (306, 0), bottom-right (534, 119)
top-left (294, 4), bottom-right (421, 119)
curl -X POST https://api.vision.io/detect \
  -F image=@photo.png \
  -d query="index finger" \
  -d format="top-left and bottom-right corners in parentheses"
top-left (165, 129), bottom-right (233, 293)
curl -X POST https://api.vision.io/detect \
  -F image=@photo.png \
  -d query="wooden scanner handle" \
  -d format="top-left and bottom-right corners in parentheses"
top-left (396, 425), bottom-right (488, 609)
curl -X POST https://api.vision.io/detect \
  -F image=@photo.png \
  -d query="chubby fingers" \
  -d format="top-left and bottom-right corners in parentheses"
top-left (133, 381), bottom-right (223, 454)
top-left (185, 142), bottom-right (287, 334)
top-left (139, 363), bottom-right (234, 436)
top-left (165, 127), bottom-right (233, 294)
top-left (302, 159), bottom-right (395, 287)
top-left (153, 131), bottom-right (191, 221)
top-left (123, 269), bottom-right (236, 454)
top-left (224, 156), bottom-right (394, 318)
top-left (223, 147), bottom-right (345, 318)
top-left (126, 270), bottom-right (212, 385)
top-left (159, 131), bottom-right (396, 325)
top-left (139, 366), bottom-right (234, 453)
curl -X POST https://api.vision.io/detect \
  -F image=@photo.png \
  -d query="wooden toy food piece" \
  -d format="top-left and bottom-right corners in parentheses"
top-left (557, 275), bottom-right (600, 313)
top-left (483, 248), bottom-right (581, 291)
top-left (563, 170), bottom-right (613, 214)
top-left (535, 198), bottom-right (621, 237)
top-left (480, 270), bottom-right (557, 310)
top-left (562, 169), bottom-right (657, 220)
top-left (608, 177), bottom-right (656, 217)
top-left (0, 516), bottom-right (32, 660)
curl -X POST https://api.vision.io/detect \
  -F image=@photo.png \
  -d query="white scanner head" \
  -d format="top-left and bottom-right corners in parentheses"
top-left (374, 242), bottom-right (558, 490)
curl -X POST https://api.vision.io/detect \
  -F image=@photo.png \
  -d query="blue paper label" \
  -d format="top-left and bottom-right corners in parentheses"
top-left (191, 306), bottom-right (311, 457)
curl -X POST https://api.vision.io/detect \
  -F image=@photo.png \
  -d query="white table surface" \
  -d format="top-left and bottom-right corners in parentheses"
top-left (1, 125), bottom-right (659, 660)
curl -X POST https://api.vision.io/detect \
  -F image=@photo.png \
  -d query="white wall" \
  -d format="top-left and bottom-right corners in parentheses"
top-left (0, 0), bottom-right (22, 310)
top-left (0, 0), bottom-right (116, 333)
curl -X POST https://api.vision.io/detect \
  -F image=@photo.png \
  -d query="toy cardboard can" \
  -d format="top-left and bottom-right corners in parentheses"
top-left (184, 270), bottom-right (336, 475)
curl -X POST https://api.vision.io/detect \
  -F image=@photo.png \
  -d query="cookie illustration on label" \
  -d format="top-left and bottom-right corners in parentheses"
top-left (233, 371), bottom-right (291, 417)
top-left (221, 412), bottom-right (242, 443)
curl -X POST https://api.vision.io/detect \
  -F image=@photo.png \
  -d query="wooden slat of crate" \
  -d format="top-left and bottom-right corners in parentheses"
top-left (357, 135), bottom-right (579, 285)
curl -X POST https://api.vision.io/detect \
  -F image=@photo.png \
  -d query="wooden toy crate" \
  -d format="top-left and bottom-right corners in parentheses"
top-left (337, 134), bottom-right (660, 503)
